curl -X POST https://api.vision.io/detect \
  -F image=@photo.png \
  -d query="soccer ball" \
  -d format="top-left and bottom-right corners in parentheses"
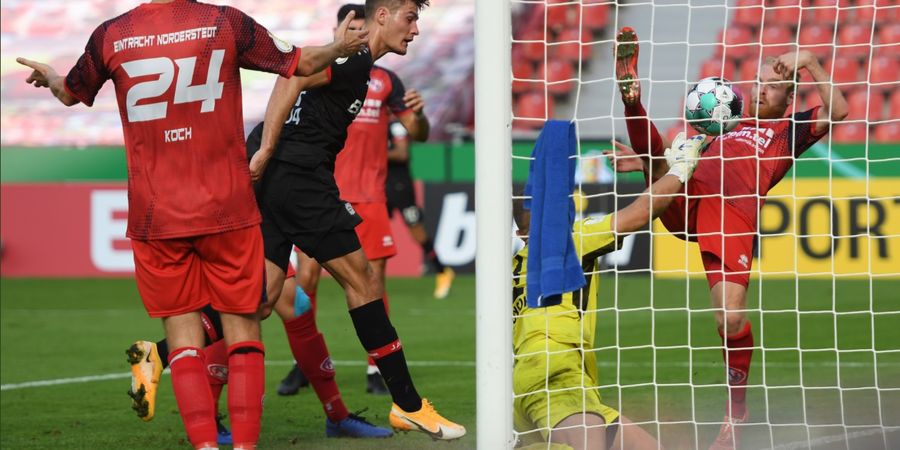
top-left (684, 77), bottom-right (743, 135)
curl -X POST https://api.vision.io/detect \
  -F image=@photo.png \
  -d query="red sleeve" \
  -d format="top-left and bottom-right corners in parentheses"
top-left (385, 69), bottom-right (411, 115)
top-left (224, 6), bottom-right (299, 78)
top-left (64, 24), bottom-right (111, 107)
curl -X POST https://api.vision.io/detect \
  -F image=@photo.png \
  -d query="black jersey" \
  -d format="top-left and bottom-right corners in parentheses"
top-left (273, 47), bottom-right (373, 168)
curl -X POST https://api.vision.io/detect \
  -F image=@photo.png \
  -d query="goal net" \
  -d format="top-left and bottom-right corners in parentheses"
top-left (476, 0), bottom-right (899, 449)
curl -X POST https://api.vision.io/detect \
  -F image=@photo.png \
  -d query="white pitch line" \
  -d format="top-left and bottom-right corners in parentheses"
top-left (771, 427), bottom-right (897, 450)
top-left (3, 359), bottom-right (897, 392)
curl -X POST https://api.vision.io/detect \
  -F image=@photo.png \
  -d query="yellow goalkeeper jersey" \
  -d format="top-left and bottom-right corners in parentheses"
top-left (512, 214), bottom-right (622, 354)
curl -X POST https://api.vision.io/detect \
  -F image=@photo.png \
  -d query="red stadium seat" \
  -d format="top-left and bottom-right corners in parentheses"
top-left (700, 58), bottom-right (737, 80)
top-left (582, 3), bottom-right (609, 32)
top-left (513, 57), bottom-right (535, 80)
top-left (512, 58), bottom-right (537, 95)
top-left (514, 91), bottom-right (555, 120)
top-left (831, 122), bottom-right (868, 142)
top-left (872, 122), bottom-right (899, 143)
top-left (518, 30), bottom-right (546, 63)
top-left (874, 2), bottom-right (899, 27)
top-left (846, 90), bottom-right (884, 120)
top-left (763, 0), bottom-right (801, 27)
top-left (720, 26), bottom-right (758, 60)
top-left (798, 24), bottom-right (835, 58)
top-left (890, 90), bottom-right (900, 119)
top-left (733, 4), bottom-right (764, 28)
top-left (761, 43), bottom-right (796, 59)
top-left (737, 60), bottom-right (760, 82)
top-left (877, 25), bottom-right (900, 56)
top-left (549, 29), bottom-right (592, 63)
top-left (809, 0), bottom-right (838, 25)
top-left (513, 92), bottom-right (556, 130)
top-left (852, 0), bottom-right (875, 27)
top-left (868, 55), bottom-right (899, 86)
top-left (826, 56), bottom-right (862, 85)
top-left (540, 60), bottom-right (575, 96)
top-left (762, 25), bottom-right (795, 45)
top-left (836, 23), bottom-right (872, 58)
top-left (546, 1), bottom-right (580, 33)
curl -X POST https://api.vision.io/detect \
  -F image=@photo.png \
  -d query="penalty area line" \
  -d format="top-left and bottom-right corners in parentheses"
top-left (0, 359), bottom-right (474, 391)
top-left (3, 359), bottom-right (897, 391)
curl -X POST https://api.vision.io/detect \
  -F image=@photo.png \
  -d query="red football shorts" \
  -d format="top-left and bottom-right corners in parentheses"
top-left (352, 202), bottom-right (397, 261)
top-left (694, 199), bottom-right (755, 289)
top-left (132, 226), bottom-right (266, 318)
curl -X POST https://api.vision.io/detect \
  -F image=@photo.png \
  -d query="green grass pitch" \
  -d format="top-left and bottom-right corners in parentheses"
top-left (2, 275), bottom-right (898, 449)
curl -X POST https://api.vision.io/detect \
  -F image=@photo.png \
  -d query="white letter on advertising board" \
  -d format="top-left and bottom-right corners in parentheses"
top-left (434, 192), bottom-right (476, 266)
top-left (91, 190), bottom-right (134, 271)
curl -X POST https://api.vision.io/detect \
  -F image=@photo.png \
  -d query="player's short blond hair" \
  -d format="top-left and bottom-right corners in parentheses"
top-left (762, 56), bottom-right (797, 95)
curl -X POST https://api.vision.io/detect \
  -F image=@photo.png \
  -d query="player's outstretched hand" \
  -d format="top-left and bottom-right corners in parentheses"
top-left (17, 57), bottom-right (57, 88)
top-left (334, 10), bottom-right (369, 57)
top-left (403, 89), bottom-right (425, 114)
top-left (603, 140), bottom-right (644, 173)
top-left (664, 131), bottom-right (706, 183)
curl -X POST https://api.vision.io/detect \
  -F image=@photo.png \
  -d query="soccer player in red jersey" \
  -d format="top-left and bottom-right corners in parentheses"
top-left (609, 28), bottom-right (848, 450)
top-left (272, 3), bottom-right (432, 397)
top-left (17, 0), bottom-right (366, 447)
top-left (246, 0), bottom-right (465, 440)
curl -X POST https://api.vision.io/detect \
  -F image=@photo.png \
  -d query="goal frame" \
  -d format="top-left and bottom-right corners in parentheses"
top-left (474, 0), bottom-right (514, 448)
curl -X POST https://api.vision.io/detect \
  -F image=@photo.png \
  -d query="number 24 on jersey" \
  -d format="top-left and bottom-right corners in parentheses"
top-left (123, 49), bottom-right (225, 123)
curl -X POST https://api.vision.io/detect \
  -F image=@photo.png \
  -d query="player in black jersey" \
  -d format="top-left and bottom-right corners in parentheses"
top-left (247, 0), bottom-right (466, 440)
top-left (384, 121), bottom-right (456, 298)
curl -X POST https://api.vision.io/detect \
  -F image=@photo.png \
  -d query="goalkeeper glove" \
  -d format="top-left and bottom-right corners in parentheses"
top-left (664, 132), bottom-right (706, 183)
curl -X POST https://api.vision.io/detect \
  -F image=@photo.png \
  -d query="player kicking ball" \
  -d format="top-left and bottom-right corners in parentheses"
top-left (609, 27), bottom-right (848, 450)
top-left (513, 132), bottom-right (705, 450)
top-left (247, 0), bottom-right (465, 440)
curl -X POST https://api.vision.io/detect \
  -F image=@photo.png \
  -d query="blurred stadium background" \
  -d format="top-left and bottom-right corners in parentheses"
top-left (1, 0), bottom-right (898, 449)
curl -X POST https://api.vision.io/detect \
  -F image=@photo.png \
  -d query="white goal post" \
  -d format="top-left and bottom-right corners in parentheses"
top-left (474, 0), bottom-right (514, 449)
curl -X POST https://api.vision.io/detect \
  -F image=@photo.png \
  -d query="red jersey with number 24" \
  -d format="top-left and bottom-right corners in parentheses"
top-left (64, 0), bottom-right (299, 240)
top-left (334, 66), bottom-right (412, 203)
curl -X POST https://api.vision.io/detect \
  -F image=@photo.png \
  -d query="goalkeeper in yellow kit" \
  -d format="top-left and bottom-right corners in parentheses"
top-left (512, 133), bottom-right (707, 450)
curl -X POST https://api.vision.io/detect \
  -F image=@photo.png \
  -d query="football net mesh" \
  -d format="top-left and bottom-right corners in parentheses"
top-left (507, 0), bottom-right (898, 448)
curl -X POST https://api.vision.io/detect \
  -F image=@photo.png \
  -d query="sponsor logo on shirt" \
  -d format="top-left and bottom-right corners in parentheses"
top-left (368, 78), bottom-right (384, 93)
top-left (722, 126), bottom-right (775, 153)
top-left (267, 31), bottom-right (293, 53)
top-left (354, 98), bottom-right (384, 122)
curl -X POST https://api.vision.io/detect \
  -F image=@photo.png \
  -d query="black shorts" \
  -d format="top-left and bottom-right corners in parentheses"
top-left (385, 168), bottom-right (423, 226)
top-left (254, 158), bottom-right (362, 272)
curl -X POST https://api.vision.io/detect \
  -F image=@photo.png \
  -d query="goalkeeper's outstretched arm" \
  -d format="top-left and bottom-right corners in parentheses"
top-left (610, 133), bottom-right (705, 234)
